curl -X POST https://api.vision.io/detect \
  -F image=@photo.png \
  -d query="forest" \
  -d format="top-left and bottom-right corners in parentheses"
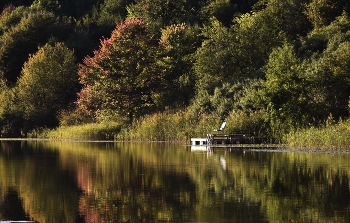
top-left (1, 0), bottom-right (350, 144)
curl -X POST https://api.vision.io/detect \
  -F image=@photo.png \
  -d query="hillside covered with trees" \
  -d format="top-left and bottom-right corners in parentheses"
top-left (1, 0), bottom-right (350, 143)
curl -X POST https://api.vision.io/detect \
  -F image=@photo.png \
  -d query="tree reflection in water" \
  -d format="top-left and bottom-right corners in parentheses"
top-left (0, 189), bottom-right (30, 221)
top-left (1, 141), bottom-right (350, 222)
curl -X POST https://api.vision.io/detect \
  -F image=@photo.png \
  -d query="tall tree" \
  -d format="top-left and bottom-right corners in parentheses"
top-left (260, 15), bottom-right (350, 127)
top-left (200, 0), bottom-right (237, 27)
top-left (0, 5), bottom-right (24, 35)
top-left (254, 0), bottom-right (311, 38)
top-left (0, 7), bottom-right (73, 84)
top-left (159, 23), bottom-right (202, 106)
top-left (32, 0), bottom-right (60, 13)
top-left (95, 0), bottom-right (131, 26)
top-left (0, 77), bottom-right (22, 137)
top-left (304, 0), bottom-right (350, 30)
top-left (16, 42), bottom-right (78, 129)
top-left (301, 12), bottom-right (350, 120)
top-left (191, 11), bottom-right (285, 115)
top-left (76, 18), bottom-right (168, 121)
top-left (126, 0), bottom-right (192, 36)
top-left (260, 43), bottom-right (308, 127)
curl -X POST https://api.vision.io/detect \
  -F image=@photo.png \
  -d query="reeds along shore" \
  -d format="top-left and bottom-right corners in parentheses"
top-left (284, 118), bottom-right (350, 151)
top-left (38, 110), bottom-right (269, 142)
top-left (37, 110), bottom-right (350, 151)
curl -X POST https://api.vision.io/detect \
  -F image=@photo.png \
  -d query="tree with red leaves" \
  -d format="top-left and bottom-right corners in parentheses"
top-left (76, 18), bottom-right (168, 121)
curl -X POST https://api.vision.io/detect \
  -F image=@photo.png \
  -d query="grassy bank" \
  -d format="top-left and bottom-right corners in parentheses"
top-left (284, 118), bottom-right (350, 151)
top-left (39, 109), bottom-right (270, 142)
top-left (38, 122), bottom-right (122, 140)
top-left (37, 109), bottom-right (350, 151)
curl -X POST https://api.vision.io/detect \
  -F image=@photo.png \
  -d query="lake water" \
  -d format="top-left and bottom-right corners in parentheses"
top-left (1, 140), bottom-right (350, 222)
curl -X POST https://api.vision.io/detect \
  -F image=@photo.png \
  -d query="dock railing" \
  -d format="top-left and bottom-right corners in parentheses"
top-left (206, 133), bottom-right (252, 146)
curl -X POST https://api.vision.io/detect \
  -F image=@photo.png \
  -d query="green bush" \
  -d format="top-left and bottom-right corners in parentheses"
top-left (225, 109), bottom-right (270, 137)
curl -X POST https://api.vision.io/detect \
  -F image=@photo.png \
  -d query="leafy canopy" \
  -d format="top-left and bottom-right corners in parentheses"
top-left (76, 18), bottom-right (168, 121)
top-left (17, 42), bottom-right (78, 128)
top-left (0, 7), bottom-right (73, 84)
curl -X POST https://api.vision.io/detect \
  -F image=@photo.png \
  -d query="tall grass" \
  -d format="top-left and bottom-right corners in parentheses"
top-left (40, 109), bottom-right (270, 142)
top-left (117, 110), bottom-right (221, 142)
top-left (117, 109), bottom-right (270, 142)
top-left (225, 110), bottom-right (270, 137)
top-left (36, 108), bottom-right (350, 149)
top-left (284, 118), bottom-right (350, 150)
top-left (38, 121), bottom-right (122, 140)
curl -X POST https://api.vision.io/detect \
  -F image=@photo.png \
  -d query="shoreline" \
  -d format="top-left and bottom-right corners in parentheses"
top-left (1, 138), bottom-right (350, 154)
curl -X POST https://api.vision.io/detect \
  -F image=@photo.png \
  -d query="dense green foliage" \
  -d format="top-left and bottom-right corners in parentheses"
top-left (76, 18), bottom-right (168, 121)
top-left (17, 42), bottom-right (78, 129)
top-left (1, 0), bottom-right (350, 144)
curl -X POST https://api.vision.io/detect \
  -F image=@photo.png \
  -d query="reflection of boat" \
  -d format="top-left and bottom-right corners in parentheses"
top-left (190, 145), bottom-right (208, 151)
top-left (220, 156), bottom-right (226, 170)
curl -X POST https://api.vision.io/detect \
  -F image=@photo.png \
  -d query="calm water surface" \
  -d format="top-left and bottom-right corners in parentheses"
top-left (0, 140), bottom-right (350, 222)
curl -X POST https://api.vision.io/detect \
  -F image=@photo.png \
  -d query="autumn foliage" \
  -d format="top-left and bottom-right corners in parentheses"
top-left (76, 18), bottom-right (167, 121)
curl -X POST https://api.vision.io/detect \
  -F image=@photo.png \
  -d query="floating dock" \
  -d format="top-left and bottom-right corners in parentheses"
top-left (191, 133), bottom-right (252, 146)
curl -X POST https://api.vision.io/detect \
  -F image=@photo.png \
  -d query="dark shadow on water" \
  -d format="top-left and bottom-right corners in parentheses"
top-left (0, 188), bottom-right (31, 221)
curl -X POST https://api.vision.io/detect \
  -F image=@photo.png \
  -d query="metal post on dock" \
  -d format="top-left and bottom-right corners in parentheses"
top-left (206, 133), bottom-right (213, 146)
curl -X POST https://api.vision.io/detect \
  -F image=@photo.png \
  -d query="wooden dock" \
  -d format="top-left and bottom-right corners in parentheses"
top-left (191, 133), bottom-right (253, 146)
